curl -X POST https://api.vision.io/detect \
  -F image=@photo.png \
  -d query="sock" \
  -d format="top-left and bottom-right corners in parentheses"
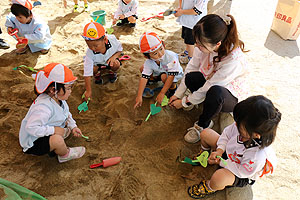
top-left (201, 145), bottom-right (210, 151)
top-left (60, 148), bottom-right (70, 158)
top-left (206, 180), bottom-right (216, 191)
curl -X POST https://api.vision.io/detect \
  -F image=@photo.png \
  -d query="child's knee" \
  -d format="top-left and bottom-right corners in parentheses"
top-left (128, 16), bottom-right (136, 23)
top-left (50, 134), bottom-right (65, 147)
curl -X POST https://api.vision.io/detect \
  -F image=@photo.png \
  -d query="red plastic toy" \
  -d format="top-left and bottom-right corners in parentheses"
top-left (141, 12), bottom-right (164, 22)
top-left (90, 157), bottom-right (122, 169)
top-left (8, 28), bottom-right (28, 49)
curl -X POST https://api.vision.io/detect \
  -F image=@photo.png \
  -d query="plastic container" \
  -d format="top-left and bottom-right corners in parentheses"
top-left (90, 10), bottom-right (106, 25)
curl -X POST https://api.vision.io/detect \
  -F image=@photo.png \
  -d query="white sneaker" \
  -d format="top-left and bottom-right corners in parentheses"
top-left (184, 121), bottom-right (214, 143)
top-left (58, 147), bottom-right (86, 163)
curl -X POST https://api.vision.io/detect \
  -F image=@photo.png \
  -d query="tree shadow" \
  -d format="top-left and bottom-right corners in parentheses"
top-left (48, 12), bottom-right (80, 35)
top-left (264, 30), bottom-right (300, 58)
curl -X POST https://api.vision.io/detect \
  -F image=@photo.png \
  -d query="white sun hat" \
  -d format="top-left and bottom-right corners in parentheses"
top-left (35, 63), bottom-right (77, 94)
top-left (139, 32), bottom-right (163, 53)
top-left (12, 0), bottom-right (33, 10)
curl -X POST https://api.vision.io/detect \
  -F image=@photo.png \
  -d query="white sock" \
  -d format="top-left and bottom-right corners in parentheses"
top-left (206, 180), bottom-right (216, 191)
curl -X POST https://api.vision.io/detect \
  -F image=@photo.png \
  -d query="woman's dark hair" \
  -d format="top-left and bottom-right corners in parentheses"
top-left (233, 95), bottom-right (281, 148)
top-left (11, 4), bottom-right (32, 18)
top-left (193, 14), bottom-right (246, 64)
top-left (34, 82), bottom-right (66, 96)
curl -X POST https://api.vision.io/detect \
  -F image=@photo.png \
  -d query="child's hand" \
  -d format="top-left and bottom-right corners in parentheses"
top-left (7, 27), bottom-right (13, 35)
top-left (134, 96), bottom-right (143, 109)
top-left (112, 18), bottom-right (117, 25)
top-left (208, 152), bottom-right (221, 165)
top-left (84, 90), bottom-right (92, 101)
top-left (156, 92), bottom-right (165, 105)
top-left (107, 57), bottom-right (117, 67)
top-left (168, 95), bottom-right (178, 104)
top-left (72, 127), bottom-right (82, 137)
top-left (119, 14), bottom-right (125, 20)
top-left (174, 8), bottom-right (183, 17)
top-left (169, 99), bottom-right (183, 109)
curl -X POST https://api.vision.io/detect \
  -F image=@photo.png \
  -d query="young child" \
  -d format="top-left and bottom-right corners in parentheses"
top-left (174, 0), bottom-right (208, 64)
top-left (19, 63), bottom-right (86, 163)
top-left (5, 0), bottom-right (52, 54)
top-left (187, 95), bottom-right (281, 198)
top-left (113, 0), bottom-right (138, 28)
top-left (134, 32), bottom-right (183, 108)
top-left (169, 14), bottom-right (249, 144)
top-left (82, 22), bottom-right (122, 101)
top-left (0, 27), bottom-right (10, 49)
top-left (62, 0), bottom-right (89, 12)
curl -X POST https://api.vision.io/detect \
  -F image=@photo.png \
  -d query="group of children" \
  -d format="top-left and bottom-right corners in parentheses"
top-left (1, 0), bottom-right (282, 199)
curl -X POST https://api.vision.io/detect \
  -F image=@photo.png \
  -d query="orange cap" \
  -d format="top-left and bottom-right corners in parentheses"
top-left (139, 32), bottom-right (162, 53)
top-left (12, 0), bottom-right (33, 10)
top-left (82, 22), bottom-right (105, 40)
top-left (35, 63), bottom-right (77, 94)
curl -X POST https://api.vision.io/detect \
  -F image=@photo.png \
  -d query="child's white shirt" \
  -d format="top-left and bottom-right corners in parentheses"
top-left (114, 0), bottom-right (138, 19)
top-left (19, 94), bottom-right (77, 152)
top-left (5, 13), bottom-right (52, 52)
top-left (83, 34), bottom-right (123, 77)
top-left (176, 0), bottom-right (208, 29)
top-left (174, 47), bottom-right (249, 106)
top-left (217, 123), bottom-right (277, 180)
top-left (142, 50), bottom-right (184, 82)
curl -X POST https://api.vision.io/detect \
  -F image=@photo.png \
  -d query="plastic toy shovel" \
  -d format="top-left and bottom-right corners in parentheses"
top-left (163, 9), bottom-right (176, 16)
top-left (181, 151), bottom-right (227, 167)
top-left (8, 28), bottom-right (28, 49)
top-left (90, 157), bottom-right (122, 169)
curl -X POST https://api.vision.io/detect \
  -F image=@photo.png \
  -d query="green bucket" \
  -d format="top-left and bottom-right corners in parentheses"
top-left (91, 10), bottom-right (106, 26)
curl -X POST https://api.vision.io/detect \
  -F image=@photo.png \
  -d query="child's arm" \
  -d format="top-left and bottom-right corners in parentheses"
top-left (134, 77), bottom-right (148, 109)
top-left (5, 13), bottom-right (16, 32)
top-left (24, 24), bottom-right (49, 44)
top-left (84, 76), bottom-right (92, 101)
top-left (156, 75), bottom-right (175, 104)
top-left (107, 51), bottom-right (122, 67)
top-left (113, 1), bottom-right (123, 21)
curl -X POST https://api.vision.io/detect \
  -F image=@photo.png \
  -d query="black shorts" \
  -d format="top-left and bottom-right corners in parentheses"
top-left (232, 176), bottom-right (255, 187)
top-left (25, 136), bottom-right (56, 157)
top-left (181, 26), bottom-right (195, 45)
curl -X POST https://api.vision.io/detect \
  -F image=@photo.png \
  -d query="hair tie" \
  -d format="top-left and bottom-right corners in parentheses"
top-left (222, 15), bottom-right (231, 25)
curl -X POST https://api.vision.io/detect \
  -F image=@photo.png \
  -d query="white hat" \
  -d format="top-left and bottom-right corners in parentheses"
top-left (35, 63), bottom-right (77, 94)
top-left (139, 32), bottom-right (162, 53)
top-left (12, 0), bottom-right (33, 10)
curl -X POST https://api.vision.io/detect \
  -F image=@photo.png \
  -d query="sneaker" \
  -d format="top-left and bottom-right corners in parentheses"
top-left (73, 4), bottom-right (79, 12)
top-left (109, 72), bottom-right (118, 83)
top-left (84, 3), bottom-right (89, 12)
top-left (0, 39), bottom-right (10, 49)
top-left (58, 147), bottom-right (85, 163)
top-left (166, 84), bottom-right (177, 98)
top-left (184, 120), bottom-right (214, 143)
top-left (183, 104), bottom-right (194, 111)
top-left (94, 73), bottom-right (103, 84)
top-left (116, 21), bottom-right (125, 26)
top-left (187, 180), bottom-right (216, 199)
top-left (179, 55), bottom-right (192, 64)
top-left (63, 127), bottom-right (71, 139)
top-left (179, 50), bottom-right (188, 57)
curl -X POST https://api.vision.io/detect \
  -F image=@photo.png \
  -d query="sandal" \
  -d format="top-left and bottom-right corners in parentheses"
top-left (187, 180), bottom-right (216, 199)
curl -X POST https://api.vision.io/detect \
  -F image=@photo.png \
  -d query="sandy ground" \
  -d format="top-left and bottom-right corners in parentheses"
top-left (0, 0), bottom-right (300, 199)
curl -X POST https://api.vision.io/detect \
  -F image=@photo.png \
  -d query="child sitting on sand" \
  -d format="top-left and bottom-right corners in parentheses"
top-left (187, 95), bottom-right (281, 199)
top-left (5, 0), bottom-right (52, 54)
top-left (19, 63), bottom-right (86, 163)
top-left (112, 0), bottom-right (138, 28)
top-left (134, 32), bottom-right (183, 108)
top-left (82, 22), bottom-right (122, 101)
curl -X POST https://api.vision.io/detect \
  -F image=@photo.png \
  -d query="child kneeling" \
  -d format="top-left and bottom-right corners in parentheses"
top-left (19, 63), bottom-right (85, 163)
top-left (187, 95), bottom-right (281, 199)
top-left (134, 32), bottom-right (183, 108)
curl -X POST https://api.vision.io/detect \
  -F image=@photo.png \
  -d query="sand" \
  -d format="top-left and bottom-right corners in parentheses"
top-left (0, 0), bottom-right (300, 199)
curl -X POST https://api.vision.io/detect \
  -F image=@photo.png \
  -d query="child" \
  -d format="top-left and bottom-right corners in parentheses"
top-left (187, 95), bottom-right (281, 198)
top-left (62, 0), bottom-right (89, 12)
top-left (174, 0), bottom-right (208, 64)
top-left (19, 63), bottom-right (86, 163)
top-left (113, 0), bottom-right (138, 28)
top-left (0, 27), bottom-right (10, 49)
top-left (5, 0), bottom-right (52, 54)
top-left (169, 14), bottom-right (249, 144)
top-left (82, 22), bottom-right (122, 101)
top-left (134, 32), bottom-right (183, 108)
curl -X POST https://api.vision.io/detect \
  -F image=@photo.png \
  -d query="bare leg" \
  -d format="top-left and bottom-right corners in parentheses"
top-left (74, 0), bottom-right (78, 4)
top-left (186, 44), bottom-right (195, 57)
top-left (209, 168), bottom-right (236, 190)
top-left (200, 128), bottom-right (220, 150)
top-left (49, 134), bottom-right (68, 156)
